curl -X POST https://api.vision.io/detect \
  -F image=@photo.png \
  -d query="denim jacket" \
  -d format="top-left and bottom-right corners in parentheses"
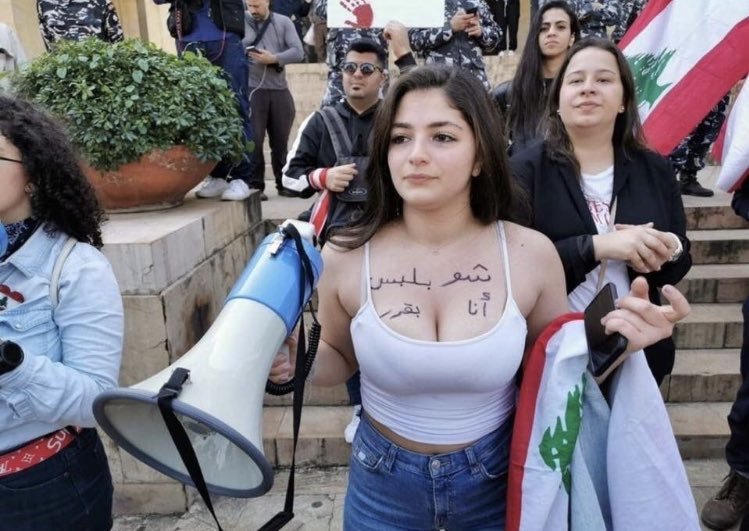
top-left (0, 225), bottom-right (123, 453)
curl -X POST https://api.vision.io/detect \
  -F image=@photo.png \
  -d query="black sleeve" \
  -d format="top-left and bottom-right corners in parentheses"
top-left (509, 150), bottom-right (599, 294)
top-left (640, 155), bottom-right (692, 288)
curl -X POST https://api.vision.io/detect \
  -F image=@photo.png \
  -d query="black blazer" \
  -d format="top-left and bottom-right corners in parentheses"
top-left (510, 141), bottom-right (692, 299)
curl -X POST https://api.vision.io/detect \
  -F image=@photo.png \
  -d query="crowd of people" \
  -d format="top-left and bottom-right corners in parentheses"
top-left (0, 0), bottom-right (747, 530)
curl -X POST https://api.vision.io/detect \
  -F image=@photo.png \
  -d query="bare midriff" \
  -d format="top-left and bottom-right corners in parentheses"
top-left (365, 412), bottom-right (477, 455)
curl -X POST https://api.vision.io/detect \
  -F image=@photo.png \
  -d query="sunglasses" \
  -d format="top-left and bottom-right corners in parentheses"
top-left (0, 155), bottom-right (22, 164)
top-left (341, 61), bottom-right (382, 76)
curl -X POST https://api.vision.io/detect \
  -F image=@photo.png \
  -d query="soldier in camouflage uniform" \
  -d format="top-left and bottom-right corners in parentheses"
top-left (312, 0), bottom-right (387, 107)
top-left (612, 0), bottom-right (647, 42)
top-left (540, 0), bottom-right (622, 39)
top-left (408, 0), bottom-right (500, 91)
top-left (668, 94), bottom-right (730, 197)
top-left (37, 0), bottom-right (123, 50)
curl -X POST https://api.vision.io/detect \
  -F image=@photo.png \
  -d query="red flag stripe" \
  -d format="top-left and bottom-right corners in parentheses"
top-left (618, 0), bottom-right (672, 49)
top-left (643, 17), bottom-right (749, 155)
top-left (506, 312), bottom-right (583, 531)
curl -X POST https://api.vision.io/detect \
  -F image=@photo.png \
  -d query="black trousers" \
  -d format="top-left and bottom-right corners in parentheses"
top-left (249, 87), bottom-right (296, 190)
top-left (726, 297), bottom-right (749, 475)
top-left (495, 0), bottom-right (520, 51)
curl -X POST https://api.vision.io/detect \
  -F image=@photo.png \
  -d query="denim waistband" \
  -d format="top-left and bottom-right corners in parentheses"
top-left (356, 412), bottom-right (512, 479)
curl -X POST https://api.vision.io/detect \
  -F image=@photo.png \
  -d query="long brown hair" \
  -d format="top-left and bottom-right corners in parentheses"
top-left (545, 38), bottom-right (648, 173)
top-left (331, 65), bottom-right (521, 249)
top-left (508, 0), bottom-right (581, 143)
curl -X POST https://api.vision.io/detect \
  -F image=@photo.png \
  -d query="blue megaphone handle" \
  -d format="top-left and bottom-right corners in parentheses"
top-left (226, 227), bottom-right (323, 334)
top-left (0, 224), bottom-right (7, 257)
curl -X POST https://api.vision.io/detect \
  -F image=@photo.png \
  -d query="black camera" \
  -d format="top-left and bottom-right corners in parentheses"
top-left (0, 339), bottom-right (23, 375)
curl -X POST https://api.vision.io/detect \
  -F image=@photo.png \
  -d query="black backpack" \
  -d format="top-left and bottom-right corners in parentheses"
top-left (317, 107), bottom-right (371, 239)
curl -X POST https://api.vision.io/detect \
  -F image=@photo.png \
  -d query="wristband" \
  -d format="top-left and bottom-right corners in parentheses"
top-left (668, 233), bottom-right (683, 262)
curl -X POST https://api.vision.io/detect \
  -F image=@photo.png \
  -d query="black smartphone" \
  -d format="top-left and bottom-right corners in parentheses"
top-left (584, 283), bottom-right (629, 382)
top-left (465, 6), bottom-right (479, 15)
top-left (246, 45), bottom-right (258, 53)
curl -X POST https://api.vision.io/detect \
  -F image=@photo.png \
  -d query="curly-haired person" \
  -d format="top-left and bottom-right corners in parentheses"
top-left (0, 95), bottom-right (123, 531)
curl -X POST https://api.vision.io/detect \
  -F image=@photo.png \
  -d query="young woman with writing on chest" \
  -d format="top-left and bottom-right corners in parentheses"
top-left (270, 66), bottom-right (689, 530)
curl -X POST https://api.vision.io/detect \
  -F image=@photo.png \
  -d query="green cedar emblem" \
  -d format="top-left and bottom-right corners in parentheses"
top-left (628, 49), bottom-right (676, 108)
top-left (538, 375), bottom-right (585, 494)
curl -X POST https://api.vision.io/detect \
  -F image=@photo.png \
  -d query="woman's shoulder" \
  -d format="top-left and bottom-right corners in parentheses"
top-left (321, 240), bottom-right (364, 274)
top-left (503, 221), bottom-right (558, 259)
top-left (623, 147), bottom-right (676, 182)
top-left (626, 146), bottom-right (672, 170)
top-left (509, 138), bottom-right (546, 162)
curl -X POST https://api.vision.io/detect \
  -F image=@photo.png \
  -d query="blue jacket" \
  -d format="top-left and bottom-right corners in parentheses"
top-left (0, 225), bottom-right (123, 453)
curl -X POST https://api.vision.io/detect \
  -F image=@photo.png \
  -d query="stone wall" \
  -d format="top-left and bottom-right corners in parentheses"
top-left (100, 195), bottom-right (267, 514)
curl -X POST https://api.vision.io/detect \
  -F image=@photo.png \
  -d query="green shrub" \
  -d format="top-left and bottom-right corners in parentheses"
top-left (13, 38), bottom-right (249, 170)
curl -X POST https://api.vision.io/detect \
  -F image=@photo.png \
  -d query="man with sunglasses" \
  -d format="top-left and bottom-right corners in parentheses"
top-left (282, 38), bottom-right (387, 224)
top-left (310, 0), bottom-right (388, 107)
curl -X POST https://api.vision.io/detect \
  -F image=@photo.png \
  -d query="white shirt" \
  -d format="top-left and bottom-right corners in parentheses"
top-left (568, 166), bottom-right (631, 311)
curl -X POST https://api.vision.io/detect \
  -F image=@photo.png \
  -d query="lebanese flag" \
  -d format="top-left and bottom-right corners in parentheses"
top-left (507, 314), bottom-right (699, 530)
top-left (619, 0), bottom-right (749, 155)
top-left (713, 81), bottom-right (749, 192)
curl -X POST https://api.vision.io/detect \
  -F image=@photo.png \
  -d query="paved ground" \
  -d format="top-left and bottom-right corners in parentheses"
top-left (113, 460), bottom-right (739, 530)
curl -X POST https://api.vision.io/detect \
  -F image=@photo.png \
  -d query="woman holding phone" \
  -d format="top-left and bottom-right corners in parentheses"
top-left (510, 38), bottom-right (691, 384)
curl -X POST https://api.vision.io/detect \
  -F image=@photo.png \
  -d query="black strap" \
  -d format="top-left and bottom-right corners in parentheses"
top-left (318, 106), bottom-right (353, 160)
top-left (259, 223), bottom-right (317, 531)
top-left (156, 367), bottom-right (224, 531)
top-left (251, 14), bottom-right (273, 47)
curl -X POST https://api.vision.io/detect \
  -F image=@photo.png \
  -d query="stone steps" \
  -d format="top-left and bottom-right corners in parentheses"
top-left (666, 349), bottom-right (741, 402)
top-left (674, 303), bottom-right (743, 350)
top-left (677, 264), bottom-right (749, 303)
top-left (688, 229), bottom-right (749, 265)
top-left (260, 402), bottom-right (732, 466)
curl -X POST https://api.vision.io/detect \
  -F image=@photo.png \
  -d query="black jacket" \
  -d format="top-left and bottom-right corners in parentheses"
top-left (510, 141), bottom-right (691, 294)
top-left (282, 99), bottom-right (379, 196)
top-left (207, 0), bottom-right (245, 36)
top-left (157, 0), bottom-right (245, 36)
top-left (510, 141), bottom-right (692, 382)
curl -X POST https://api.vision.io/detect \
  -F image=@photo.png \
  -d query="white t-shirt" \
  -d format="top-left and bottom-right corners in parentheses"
top-left (568, 166), bottom-right (631, 311)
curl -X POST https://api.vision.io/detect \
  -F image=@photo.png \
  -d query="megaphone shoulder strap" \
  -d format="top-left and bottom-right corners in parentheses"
top-left (259, 223), bottom-right (319, 531)
top-left (155, 368), bottom-right (226, 531)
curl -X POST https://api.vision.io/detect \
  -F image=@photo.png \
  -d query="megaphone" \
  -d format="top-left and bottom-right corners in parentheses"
top-left (93, 220), bottom-right (322, 498)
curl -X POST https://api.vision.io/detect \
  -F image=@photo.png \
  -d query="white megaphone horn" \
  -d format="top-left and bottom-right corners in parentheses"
top-left (93, 220), bottom-right (322, 498)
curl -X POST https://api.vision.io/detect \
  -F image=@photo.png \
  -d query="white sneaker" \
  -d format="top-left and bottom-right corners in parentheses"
top-left (220, 180), bottom-right (251, 201)
top-left (508, 50), bottom-right (515, 57)
top-left (195, 177), bottom-right (229, 198)
top-left (344, 405), bottom-right (362, 444)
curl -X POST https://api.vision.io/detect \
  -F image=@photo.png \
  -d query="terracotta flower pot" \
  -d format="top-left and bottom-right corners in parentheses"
top-left (82, 146), bottom-right (218, 212)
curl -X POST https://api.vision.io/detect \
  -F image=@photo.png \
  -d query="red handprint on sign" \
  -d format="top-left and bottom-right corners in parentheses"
top-left (340, 0), bottom-right (374, 28)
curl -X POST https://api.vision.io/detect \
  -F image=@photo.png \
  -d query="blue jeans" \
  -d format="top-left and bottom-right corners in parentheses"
top-left (182, 34), bottom-right (257, 186)
top-left (344, 414), bottom-right (510, 530)
top-left (0, 428), bottom-right (114, 531)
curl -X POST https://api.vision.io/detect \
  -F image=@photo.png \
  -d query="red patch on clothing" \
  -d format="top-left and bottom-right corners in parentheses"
top-left (0, 284), bottom-right (24, 310)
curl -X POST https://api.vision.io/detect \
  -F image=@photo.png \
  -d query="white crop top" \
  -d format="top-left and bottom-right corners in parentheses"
top-left (351, 222), bottom-right (527, 444)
